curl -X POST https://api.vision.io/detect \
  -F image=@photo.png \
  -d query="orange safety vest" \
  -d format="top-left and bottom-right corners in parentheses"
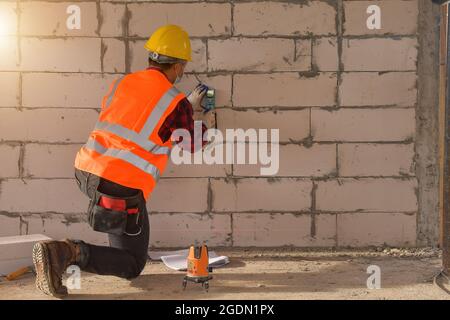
top-left (74, 69), bottom-right (186, 200)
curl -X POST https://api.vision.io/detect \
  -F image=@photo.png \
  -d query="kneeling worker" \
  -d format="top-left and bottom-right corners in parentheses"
top-left (32, 24), bottom-right (209, 297)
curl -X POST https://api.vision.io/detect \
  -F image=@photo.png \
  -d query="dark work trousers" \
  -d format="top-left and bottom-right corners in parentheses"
top-left (74, 168), bottom-right (149, 279)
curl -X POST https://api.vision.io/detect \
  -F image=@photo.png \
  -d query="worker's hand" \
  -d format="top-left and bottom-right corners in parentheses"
top-left (187, 83), bottom-right (208, 112)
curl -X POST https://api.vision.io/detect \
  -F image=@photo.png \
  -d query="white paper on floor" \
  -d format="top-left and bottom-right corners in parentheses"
top-left (148, 249), bottom-right (230, 271)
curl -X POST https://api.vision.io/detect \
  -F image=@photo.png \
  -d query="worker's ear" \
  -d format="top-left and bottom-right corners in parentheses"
top-left (172, 62), bottom-right (186, 84)
top-left (177, 61), bottom-right (187, 74)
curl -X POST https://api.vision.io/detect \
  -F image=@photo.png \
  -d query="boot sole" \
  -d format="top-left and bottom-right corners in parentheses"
top-left (32, 243), bottom-right (66, 298)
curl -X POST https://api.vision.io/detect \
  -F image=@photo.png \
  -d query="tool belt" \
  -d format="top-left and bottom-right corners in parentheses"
top-left (75, 168), bottom-right (144, 236)
top-left (88, 190), bottom-right (143, 236)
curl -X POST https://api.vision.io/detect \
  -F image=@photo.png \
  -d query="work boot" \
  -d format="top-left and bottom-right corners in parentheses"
top-left (32, 239), bottom-right (82, 298)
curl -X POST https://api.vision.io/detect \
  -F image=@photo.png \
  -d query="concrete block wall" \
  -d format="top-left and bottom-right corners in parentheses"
top-left (0, 0), bottom-right (440, 248)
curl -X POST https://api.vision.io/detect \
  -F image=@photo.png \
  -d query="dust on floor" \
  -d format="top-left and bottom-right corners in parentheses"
top-left (0, 248), bottom-right (449, 300)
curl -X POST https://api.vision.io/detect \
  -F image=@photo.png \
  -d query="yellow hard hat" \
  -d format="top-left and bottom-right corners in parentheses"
top-left (144, 24), bottom-right (192, 62)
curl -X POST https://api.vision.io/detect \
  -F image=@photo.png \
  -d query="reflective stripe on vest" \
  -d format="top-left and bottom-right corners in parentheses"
top-left (104, 76), bottom-right (125, 109)
top-left (94, 86), bottom-right (181, 155)
top-left (84, 138), bottom-right (161, 181)
top-left (139, 87), bottom-right (180, 137)
top-left (94, 121), bottom-right (170, 155)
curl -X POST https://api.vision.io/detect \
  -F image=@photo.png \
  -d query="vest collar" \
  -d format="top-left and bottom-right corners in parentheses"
top-left (146, 66), bottom-right (171, 82)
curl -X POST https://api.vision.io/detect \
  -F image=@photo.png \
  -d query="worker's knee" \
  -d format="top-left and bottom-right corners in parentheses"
top-left (123, 255), bottom-right (147, 280)
top-left (125, 266), bottom-right (145, 280)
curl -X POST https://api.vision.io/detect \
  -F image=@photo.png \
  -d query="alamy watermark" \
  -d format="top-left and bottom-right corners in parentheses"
top-left (66, 265), bottom-right (81, 290)
top-left (366, 265), bottom-right (381, 289)
top-left (170, 121), bottom-right (280, 176)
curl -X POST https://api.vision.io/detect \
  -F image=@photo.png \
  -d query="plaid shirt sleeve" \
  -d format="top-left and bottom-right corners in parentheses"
top-left (158, 97), bottom-right (208, 153)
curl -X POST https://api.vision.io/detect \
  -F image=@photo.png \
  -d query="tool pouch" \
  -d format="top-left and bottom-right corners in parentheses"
top-left (88, 191), bottom-right (143, 236)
